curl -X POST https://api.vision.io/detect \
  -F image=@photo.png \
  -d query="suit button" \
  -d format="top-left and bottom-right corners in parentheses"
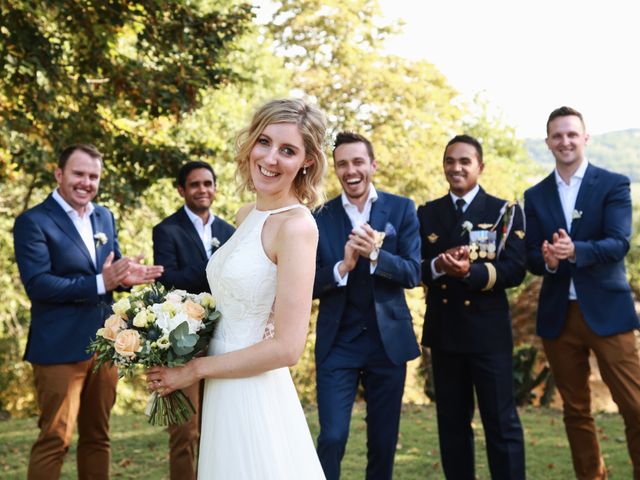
top-left (440, 284), bottom-right (447, 290)
top-left (464, 300), bottom-right (471, 307)
top-left (442, 299), bottom-right (448, 304)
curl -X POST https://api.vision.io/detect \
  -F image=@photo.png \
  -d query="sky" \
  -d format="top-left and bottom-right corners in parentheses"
top-left (379, 0), bottom-right (640, 138)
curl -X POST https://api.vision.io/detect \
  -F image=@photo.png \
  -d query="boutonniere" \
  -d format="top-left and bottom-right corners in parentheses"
top-left (211, 237), bottom-right (221, 249)
top-left (94, 232), bottom-right (107, 247)
top-left (572, 209), bottom-right (583, 220)
top-left (461, 221), bottom-right (473, 236)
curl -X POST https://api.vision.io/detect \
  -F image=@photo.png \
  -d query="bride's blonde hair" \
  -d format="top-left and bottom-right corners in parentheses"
top-left (235, 98), bottom-right (327, 209)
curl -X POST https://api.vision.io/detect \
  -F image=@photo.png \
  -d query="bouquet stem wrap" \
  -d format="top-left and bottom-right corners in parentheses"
top-left (146, 389), bottom-right (196, 426)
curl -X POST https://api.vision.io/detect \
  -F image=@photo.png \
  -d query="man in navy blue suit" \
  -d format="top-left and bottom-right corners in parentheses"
top-left (313, 132), bottom-right (421, 480)
top-left (153, 161), bottom-right (234, 480)
top-left (418, 135), bottom-right (526, 479)
top-left (13, 144), bottom-right (163, 479)
top-left (524, 106), bottom-right (640, 479)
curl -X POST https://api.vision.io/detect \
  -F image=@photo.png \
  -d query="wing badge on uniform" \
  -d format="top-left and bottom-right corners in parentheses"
top-left (514, 230), bottom-right (525, 239)
top-left (427, 233), bottom-right (439, 243)
top-left (477, 223), bottom-right (493, 229)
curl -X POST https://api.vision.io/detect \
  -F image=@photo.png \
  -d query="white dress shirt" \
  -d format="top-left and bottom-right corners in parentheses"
top-left (52, 189), bottom-right (106, 294)
top-left (183, 206), bottom-right (215, 258)
top-left (430, 184), bottom-right (480, 279)
top-left (333, 186), bottom-right (379, 286)
top-left (552, 159), bottom-right (589, 299)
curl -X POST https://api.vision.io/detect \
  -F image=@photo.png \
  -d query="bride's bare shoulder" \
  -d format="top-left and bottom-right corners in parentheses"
top-left (235, 203), bottom-right (255, 226)
top-left (279, 207), bottom-right (318, 240)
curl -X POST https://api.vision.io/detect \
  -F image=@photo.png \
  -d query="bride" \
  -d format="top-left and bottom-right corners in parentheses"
top-left (147, 98), bottom-right (327, 479)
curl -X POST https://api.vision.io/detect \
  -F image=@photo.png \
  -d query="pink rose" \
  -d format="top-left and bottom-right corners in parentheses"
top-left (183, 299), bottom-right (205, 321)
top-left (102, 314), bottom-right (127, 341)
top-left (114, 329), bottom-right (142, 358)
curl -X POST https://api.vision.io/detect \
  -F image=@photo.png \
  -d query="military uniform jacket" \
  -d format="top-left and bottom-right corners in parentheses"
top-left (417, 187), bottom-right (526, 353)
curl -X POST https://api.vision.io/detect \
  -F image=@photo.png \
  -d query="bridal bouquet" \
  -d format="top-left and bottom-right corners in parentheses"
top-left (88, 283), bottom-right (220, 426)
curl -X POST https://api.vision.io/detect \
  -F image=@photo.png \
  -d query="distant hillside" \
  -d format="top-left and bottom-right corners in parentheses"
top-left (525, 129), bottom-right (640, 181)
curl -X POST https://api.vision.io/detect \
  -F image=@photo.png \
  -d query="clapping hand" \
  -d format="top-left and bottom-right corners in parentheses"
top-left (102, 252), bottom-right (164, 291)
top-left (349, 223), bottom-right (377, 259)
top-left (436, 246), bottom-right (471, 278)
top-left (541, 228), bottom-right (575, 270)
top-left (122, 253), bottom-right (164, 286)
top-left (338, 223), bottom-right (377, 277)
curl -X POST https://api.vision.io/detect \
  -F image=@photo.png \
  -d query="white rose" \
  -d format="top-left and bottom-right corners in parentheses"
top-left (196, 292), bottom-right (216, 309)
top-left (166, 289), bottom-right (187, 304)
top-left (132, 310), bottom-right (148, 328)
top-left (161, 301), bottom-right (177, 316)
top-left (112, 298), bottom-right (131, 318)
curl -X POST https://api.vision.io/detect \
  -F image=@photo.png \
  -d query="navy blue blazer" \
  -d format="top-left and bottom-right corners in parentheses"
top-left (14, 194), bottom-right (122, 364)
top-left (418, 187), bottom-right (526, 353)
top-left (524, 163), bottom-right (639, 338)
top-left (312, 191), bottom-right (421, 365)
top-left (153, 208), bottom-right (235, 294)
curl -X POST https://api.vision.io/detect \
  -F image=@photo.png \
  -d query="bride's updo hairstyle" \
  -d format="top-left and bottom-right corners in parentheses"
top-left (235, 98), bottom-right (327, 209)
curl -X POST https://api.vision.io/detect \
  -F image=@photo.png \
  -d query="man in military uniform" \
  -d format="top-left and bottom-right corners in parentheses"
top-left (417, 134), bottom-right (526, 479)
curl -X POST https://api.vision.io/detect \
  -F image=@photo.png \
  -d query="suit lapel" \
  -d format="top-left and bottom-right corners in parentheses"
top-left (210, 215), bottom-right (231, 255)
top-left (463, 187), bottom-right (487, 221)
top-left (434, 195), bottom-right (458, 247)
top-left (90, 209), bottom-right (105, 270)
top-left (541, 173), bottom-right (568, 231)
top-left (570, 164), bottom-right (597, 237)
top-left (177, 209), bottom-right (208, 261)
top-left (332, 199), bottom-right (352, 260)
top-left (369, 192), bottom-right (390, 233)
top-left (44, 196), bottom-right (95, 269)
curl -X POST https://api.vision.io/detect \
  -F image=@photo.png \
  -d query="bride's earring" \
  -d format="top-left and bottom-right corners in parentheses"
top-left (302, 165), bottom-right (307, 175)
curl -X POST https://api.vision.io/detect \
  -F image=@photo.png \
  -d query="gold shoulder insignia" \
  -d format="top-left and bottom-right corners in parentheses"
top-left (427, 233), bottom-right (439, 243)
top-left (514, 230), bottom-right (525, 239)
top-left (477, 223), bottom-right (493, 229)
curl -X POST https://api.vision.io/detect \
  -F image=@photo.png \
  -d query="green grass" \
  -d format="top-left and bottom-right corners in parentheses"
top-left (0, 404), bottom-right (633, 479)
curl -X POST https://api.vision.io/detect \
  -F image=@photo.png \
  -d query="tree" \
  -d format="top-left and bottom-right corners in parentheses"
top-left (268, 0), bottom-right (536, 205)
top-left (0, 0), bottom-right (253, 206)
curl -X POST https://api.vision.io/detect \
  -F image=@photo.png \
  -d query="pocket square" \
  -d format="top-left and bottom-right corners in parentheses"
top-left (383, 222), bottom-right (397, 237)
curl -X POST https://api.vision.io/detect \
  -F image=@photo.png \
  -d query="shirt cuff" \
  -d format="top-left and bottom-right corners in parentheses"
top-left (431, 258), bottom-right (445, 279)
top-left (333, 261), bottom-right (349, 286)
top-left (544, 263), bottom-right (558, 274)
top-left (96, 274), bottom-right (106, 295)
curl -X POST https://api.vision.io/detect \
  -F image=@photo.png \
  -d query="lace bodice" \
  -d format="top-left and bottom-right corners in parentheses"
top-left (205, 204), bottom-right (306, 353)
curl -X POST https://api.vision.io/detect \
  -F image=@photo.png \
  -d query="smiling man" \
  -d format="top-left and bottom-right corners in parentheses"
top-left (13, 144), bottom-right (163, 479)
top-left (312, 131), bottom-right (421, 480)
top-left (524, 107), bottom-right (640, 479)
top-left (417, 134), bottom-right (526, 479)
top-left (152, 160), bottom-right (235, 480)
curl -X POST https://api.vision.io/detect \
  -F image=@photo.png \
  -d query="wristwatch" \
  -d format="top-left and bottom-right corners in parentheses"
top-left (369, 248), bottom-right (379, 261)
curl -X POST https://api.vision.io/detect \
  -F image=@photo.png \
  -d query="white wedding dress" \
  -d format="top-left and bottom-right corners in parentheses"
top-left (198, 204), bottom-right (325, 479)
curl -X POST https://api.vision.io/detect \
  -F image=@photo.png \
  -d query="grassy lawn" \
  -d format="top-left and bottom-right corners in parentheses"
top-left (0, 403), bottom-right (633, 479)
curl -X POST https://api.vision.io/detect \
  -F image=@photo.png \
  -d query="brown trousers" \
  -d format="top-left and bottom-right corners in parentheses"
top-left (168, 380), bottom-right (202, 480)
top-left (543, 302), bottom-right (640, 480)
top-left (28, 356), bottom-right (118, 480)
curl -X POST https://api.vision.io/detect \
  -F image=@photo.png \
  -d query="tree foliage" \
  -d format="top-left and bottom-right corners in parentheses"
top-left (268, 0), bottom-right (535, 204)
top-left (0, 0), bottom-right (253, 204)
